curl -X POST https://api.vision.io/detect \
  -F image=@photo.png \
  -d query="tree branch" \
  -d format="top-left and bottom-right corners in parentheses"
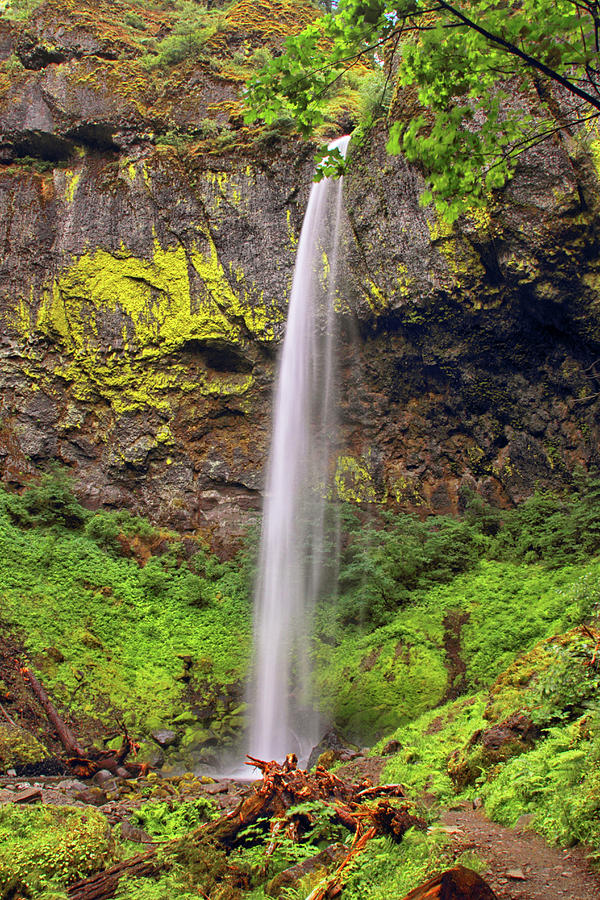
top-left (434, 0), bottom-right (600, 110)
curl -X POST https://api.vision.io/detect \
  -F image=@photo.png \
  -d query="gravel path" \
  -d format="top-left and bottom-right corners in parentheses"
top-left (441, 803), bottom-right (600, 899)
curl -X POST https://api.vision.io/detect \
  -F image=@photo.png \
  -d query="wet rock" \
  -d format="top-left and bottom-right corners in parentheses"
top-left (93, 769), bottom-right (114, 787)
top-left (120, 820), bottom-right (152, 844)
top-left (515, 813), bottom-right (534, 830)
top-left (12, 786), bottom-right (42, 804)
top-left (151, 729), bottom-right (178, 748)
top-left (400, 865), bottom-right (498, 899)
top-left (448, 714), bottom-right (540, 789)
top-left (136, 742), bottom-right (165, 769)
top-left (204, 781), bottom-right (228, 795)
top-left (56, 779), bottom-right (87, 793)
top-left (307, 729), bottom-right (357, 770)
top-left (0, 0), bottom-right (598, 545)
top-left (507, 868), bottom-right (526, 880)
top-left (381, 739), bottom-right (402, 756)
top-left (74, 787), bottom-right (108, 806)
top-left (316, 750), bottom-right (338, 770)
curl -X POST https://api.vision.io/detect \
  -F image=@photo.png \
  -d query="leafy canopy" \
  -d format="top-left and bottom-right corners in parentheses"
top-left (245, 0), bottom-right (600, 219)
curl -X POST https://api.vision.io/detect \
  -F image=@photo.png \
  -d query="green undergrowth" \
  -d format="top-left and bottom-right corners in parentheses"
top-left (129, 796), bottom-right (218, 839)
top-left (312, 476), bottom-right (600, 740)
top-left (339, 831), bottom-right (451, 900)
top-left (0, 0), bottom-right (43, 21)
top-left (483, 714), bottom-right (600, 850)
top-left (139, 2), bottom-right (231, 70)
top-left (376, 590), bottom-right (600, 852)
top-left (3, 470), bottom-right (600, 759)
top-left (0, 805), bottom-right (113, 898)
top-left (377, 696), bottom-right (489, 805)
top-left (0, 472), bottom-right (253, 751)
top-left (315, 558), bottom-right (600, 740)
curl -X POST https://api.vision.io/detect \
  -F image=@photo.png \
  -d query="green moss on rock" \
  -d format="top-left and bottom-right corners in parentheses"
top-left (0, 724), bottom-right (49, 769)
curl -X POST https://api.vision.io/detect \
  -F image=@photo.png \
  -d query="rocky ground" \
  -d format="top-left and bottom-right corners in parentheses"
top-left (0, 767), bottom-right (244, 827)
top-left (1, 751), bottom-right (600, 898)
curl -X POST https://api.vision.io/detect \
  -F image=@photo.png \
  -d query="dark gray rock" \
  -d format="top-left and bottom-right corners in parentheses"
top-left (307, 729), bottom-right (357, 771)
top-left (381, 739), bottom-right (402, 756)
top-left (120, 820), bottom-right (152, 843)
top-left (151, 729), bottom-right (178, 748)
top-left (0, 0), bottom-right (598, 545)
top-left (93, 769), bottom-right (114, 786)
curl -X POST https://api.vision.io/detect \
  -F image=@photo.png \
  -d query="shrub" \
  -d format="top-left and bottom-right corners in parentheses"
top-left (140, 7), bottom-right (226, 70)
top-left (482, 715), bottom-right (600, 848)
top-left (0, 805), bottom-right (113, 895)
top-left (2, 469), bottom-right (88, 529)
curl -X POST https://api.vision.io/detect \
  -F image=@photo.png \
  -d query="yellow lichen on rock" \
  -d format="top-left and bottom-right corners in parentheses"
top-left (334, 454), bottom-right (381, 503)
top-left (36, 241), bottom-right (243, 353)
top-left (191, 232), bottom-right (281, 341)
top-left (363, 277), bottom-right (389, 314)
top-left (12, 237), bottom-right (272, 412)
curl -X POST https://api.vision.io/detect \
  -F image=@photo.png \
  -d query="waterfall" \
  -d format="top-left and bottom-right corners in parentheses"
top-left (248, 136), bottom-right (350, 763)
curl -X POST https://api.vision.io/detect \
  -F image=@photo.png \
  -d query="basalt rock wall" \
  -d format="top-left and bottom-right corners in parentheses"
top-left (340, 121), bottom-right (600, 513)
top-left (1, 0), bottom-right (600, 543)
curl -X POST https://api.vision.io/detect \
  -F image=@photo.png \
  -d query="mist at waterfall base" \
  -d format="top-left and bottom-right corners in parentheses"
top-left (247, 136), bottom-right (351, 766)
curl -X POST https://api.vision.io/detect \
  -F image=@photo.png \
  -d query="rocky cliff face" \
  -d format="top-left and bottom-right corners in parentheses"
top-left (1, 0), bottom-right (599, 543)
top-left (342, 116), bottom-right (600, 513)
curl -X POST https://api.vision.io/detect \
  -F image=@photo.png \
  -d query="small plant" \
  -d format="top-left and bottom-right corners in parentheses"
top-left (124, 11), bottom-right (145, 30)
top-left (1, 53), bottom-right (25, 74)
top-left (130, 797), bottom-right (218, 839)
top-left (155, 129), bottom-right (197, 152)
top-left (140, 7), bottom-right (227, 70)
top-left (530, 633), bottom-right (600, 726)
top-left (0, 805), bottom-right (113, 895)
top-left (12, 155), bottom-right (55, 173)
top-left (0, 0), bottom-right (43, 21)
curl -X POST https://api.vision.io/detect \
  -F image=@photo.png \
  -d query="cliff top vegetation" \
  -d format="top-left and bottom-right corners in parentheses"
top-left (244, 0), bottom-right (600, 219)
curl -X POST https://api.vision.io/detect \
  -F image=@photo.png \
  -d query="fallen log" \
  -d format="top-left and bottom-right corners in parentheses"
top-left (17, 662), bottom-right (147, 779)
top-left (20, 664), bottom-right (85, 757)
top-left (265, 842), bottom-right (347, 897)
top-left (0, 700), bottom-right (16, 727)
top-left (68, 850), bottom-right (160, 900)
top-left (67, 754), bottom-right (425, 900)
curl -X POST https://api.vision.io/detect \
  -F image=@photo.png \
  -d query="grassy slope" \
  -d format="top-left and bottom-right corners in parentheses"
top-left (0, 479), bottom-right (253, 765)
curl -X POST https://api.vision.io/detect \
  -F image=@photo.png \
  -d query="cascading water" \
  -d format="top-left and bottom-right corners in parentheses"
top-left (248, 136), bottom-right (350, 763)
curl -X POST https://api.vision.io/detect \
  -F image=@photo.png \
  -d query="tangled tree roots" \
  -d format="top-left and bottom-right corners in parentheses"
top-left (68, 754), bottom-right (427, 900)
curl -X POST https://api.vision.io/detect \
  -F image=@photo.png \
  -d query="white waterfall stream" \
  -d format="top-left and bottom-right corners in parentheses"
top-left (248, 136), bottom-right (350, 763)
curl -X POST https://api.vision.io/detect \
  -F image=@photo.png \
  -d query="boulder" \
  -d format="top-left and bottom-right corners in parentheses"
top-left (400, 865), bottom-right (498, 899)
top-left (448, 714), bottom-right (539, 789)
top-left (307, 729), bottom-right (357, 771)
top-left (151, 728), bottom-right (178, 748)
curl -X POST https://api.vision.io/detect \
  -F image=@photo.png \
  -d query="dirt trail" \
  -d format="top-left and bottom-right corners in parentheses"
top-left (441, 803), bottom-right (600, 899)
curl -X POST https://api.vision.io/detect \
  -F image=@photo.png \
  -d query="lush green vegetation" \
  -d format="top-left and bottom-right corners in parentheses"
top-left (2, 470), bottom-right (600, 895)
top-left (245, 0), bottom-right (600, 218)
top-left (3, 470), bottom-right (600, 754)
top-left (129, 795), bottom-right (218, 839)
top-left (0, 471), bottom-right (253, 762)
top-left (313, 478), bottom-right (600, 738)
top-left (0, 0), bottom-right (44, 20)
top-left (0, 805), bottom-right (113, 897)
top-left (139, 2), bottom-right (229, 70)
